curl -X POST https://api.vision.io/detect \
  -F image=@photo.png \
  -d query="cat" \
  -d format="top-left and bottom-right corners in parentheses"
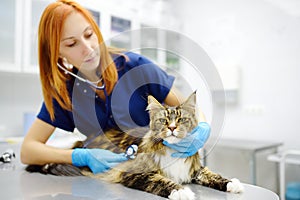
top-left (26, 91), bottom-right (244, 199)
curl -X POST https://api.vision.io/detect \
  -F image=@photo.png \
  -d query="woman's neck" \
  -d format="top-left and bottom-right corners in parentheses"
top-left (80, 69), bottom-right (102, 83)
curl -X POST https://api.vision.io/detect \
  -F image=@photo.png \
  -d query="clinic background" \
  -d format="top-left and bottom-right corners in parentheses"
top-left (0, 0), bottom-right (299, 194)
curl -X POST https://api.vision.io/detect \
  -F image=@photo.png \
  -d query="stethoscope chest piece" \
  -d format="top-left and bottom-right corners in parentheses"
top-left (0, 149), bottom-right (15, 163)
top-left (125, 144), bottom-right (138, 159)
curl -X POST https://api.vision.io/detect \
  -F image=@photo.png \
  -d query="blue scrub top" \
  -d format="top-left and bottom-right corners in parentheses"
top-left (37, 52), bottom-right (175, 137)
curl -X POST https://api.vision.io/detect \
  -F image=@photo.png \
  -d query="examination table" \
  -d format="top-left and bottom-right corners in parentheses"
top-left (0, 143), bottom-right (279, 199)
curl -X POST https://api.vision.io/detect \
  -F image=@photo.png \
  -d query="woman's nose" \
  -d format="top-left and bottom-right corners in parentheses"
top-left (81, 39), bottom-right (94, 56)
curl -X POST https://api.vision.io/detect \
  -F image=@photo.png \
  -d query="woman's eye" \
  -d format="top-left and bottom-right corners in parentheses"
top-left (66, 41), bottom-right (76, 47)
top-left (85, 30), bottom-right (94, 38)
top-left (67, 44), bottom-right (75, 47)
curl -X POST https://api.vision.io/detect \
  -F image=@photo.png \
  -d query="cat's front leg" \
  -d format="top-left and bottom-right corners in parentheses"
top-left (168, 187), bottom-right (195, 200)
top-left (192, 166), bottom-right (244, 193)
top-left (120, 172), bottom-right (195, 200)
top-left (226, 178), bottom-right (244, 193)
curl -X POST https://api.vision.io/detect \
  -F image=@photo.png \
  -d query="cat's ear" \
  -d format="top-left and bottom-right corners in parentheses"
top-left (146, 95), bottom-right (164, 112)
top-left (181, 91), bottom-right (197, 112)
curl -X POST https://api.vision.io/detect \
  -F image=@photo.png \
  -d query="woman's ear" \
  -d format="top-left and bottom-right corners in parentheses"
top-left (62, 57), bottom-right (73, 69)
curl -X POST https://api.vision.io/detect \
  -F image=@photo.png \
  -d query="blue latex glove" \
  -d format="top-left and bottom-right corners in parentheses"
top-left (163, 122), bottom-right (211, 158)
top-left (72, 148), bottom-right (128, 174)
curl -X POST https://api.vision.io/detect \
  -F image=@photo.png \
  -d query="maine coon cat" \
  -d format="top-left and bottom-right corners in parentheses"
top-left (26, 92), bottom-right (244, 199)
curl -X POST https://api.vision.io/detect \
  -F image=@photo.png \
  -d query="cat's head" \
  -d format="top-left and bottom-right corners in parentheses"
top-left (146, 92), bottom-right (198, 144)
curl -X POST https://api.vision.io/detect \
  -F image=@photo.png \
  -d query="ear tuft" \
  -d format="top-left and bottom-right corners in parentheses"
top-left (146, 95), bottom-right (164, 111)
top-left (181, 91), bottom-right (197, 111)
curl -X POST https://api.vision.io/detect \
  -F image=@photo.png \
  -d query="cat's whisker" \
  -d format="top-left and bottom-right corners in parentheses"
top-left (166, 131), bottom-right (172, 137)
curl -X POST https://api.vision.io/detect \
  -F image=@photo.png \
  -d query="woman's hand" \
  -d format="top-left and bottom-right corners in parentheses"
top-left (163, 122), bottom-right (211, 158)
top-left (72, 148), bottom-right (128, 174)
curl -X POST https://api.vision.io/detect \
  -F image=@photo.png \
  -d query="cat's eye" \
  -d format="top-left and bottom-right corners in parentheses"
top-left (178, 117), bottom-right (188, 123)
top-left (158, 118), bottom-right (168, 125)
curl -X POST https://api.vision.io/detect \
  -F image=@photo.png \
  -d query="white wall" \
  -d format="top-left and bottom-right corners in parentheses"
top-left (174, 0), bottom-right (300, 151)
top-left (172, 0), bottom-right (300, 193)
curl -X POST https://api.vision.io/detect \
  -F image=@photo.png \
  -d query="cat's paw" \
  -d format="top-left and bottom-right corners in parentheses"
top-left (226, 178), bottom-right (244, 193)
top-left (168, 187), bottom-right (195, 200)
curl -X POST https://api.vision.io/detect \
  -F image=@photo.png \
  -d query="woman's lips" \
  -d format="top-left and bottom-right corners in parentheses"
top-left (84, 56), bottom-right (95, 63)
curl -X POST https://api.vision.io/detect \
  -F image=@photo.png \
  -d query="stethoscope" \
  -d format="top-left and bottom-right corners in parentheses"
top-left (57, 63), bottom-right (110, 148)
top-left (57, 62), bottom-right (139, 158)
top-left (57, 63), bottom-right (105, 90)
top-left (0, 149), bottom-right (15, 163)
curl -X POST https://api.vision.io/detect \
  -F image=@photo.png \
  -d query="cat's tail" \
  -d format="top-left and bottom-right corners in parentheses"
top-left (89, 169), bottom-right (121, 182)
top-left (85, 166), bottom-right (124, 183)
top-left (25, 163), bottom-right (83, 176)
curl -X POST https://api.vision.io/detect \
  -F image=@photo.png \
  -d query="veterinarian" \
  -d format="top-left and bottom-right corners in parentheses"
top-left (20, 0), bottom-right (210, 174)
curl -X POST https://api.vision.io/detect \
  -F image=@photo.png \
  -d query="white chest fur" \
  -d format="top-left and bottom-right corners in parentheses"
top-left (154, 149), bottom-right (192, 184)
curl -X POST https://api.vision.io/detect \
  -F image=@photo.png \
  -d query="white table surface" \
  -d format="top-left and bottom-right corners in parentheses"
top-left (0, 143), bottom-right (280, 200)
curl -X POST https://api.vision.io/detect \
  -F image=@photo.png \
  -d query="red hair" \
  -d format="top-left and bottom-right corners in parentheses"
top-left (38, 0), bottom-right (118, 120)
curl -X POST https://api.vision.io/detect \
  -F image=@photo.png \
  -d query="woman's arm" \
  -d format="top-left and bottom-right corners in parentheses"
top-left (164, 87), bottom-right (184, 106)
top-left (20, 118), bottom-right (73, 165)
top-left (21, 118), bottom-right (127, 174)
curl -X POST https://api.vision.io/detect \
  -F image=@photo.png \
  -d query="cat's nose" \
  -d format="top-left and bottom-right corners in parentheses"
top-left (168, 126), bottom-right (176, 132)
top-left (168, 122), bottom-right (176, 132)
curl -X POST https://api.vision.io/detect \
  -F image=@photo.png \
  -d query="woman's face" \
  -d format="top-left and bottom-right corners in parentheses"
top-left (59, 11), bottom-right (100, 75)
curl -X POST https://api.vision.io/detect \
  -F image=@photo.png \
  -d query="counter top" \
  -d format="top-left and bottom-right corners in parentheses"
top-left (205, 138), bottom-right (283, 152)
top-left (0, 143), bottom-right (279, 200)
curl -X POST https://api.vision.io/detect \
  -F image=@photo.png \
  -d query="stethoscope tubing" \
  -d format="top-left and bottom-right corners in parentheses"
top-left (57, 63), bottom-right (109, 147)
top-left (57, 63), bottom-right (105, 90)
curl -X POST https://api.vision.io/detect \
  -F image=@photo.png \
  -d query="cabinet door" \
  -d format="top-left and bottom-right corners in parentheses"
top-left (140, 25), bottom-right (159, 62)
top-left (110, 16), bottom-right (132, 49)
top-left (23, 0), bottom-right (51, 73)
top-left (0, 0), bottom-right (22, 72)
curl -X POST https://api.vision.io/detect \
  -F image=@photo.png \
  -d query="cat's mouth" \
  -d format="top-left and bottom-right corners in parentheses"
top-left (163, 131), bottom-right (182, 144)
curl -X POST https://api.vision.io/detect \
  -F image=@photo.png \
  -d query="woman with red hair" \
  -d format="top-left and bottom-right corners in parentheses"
top-left (21, 0), bottom-right (208, 174)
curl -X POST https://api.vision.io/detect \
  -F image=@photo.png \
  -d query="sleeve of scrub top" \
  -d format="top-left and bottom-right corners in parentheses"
top-left (37, 101), bottom-right (75, 132)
